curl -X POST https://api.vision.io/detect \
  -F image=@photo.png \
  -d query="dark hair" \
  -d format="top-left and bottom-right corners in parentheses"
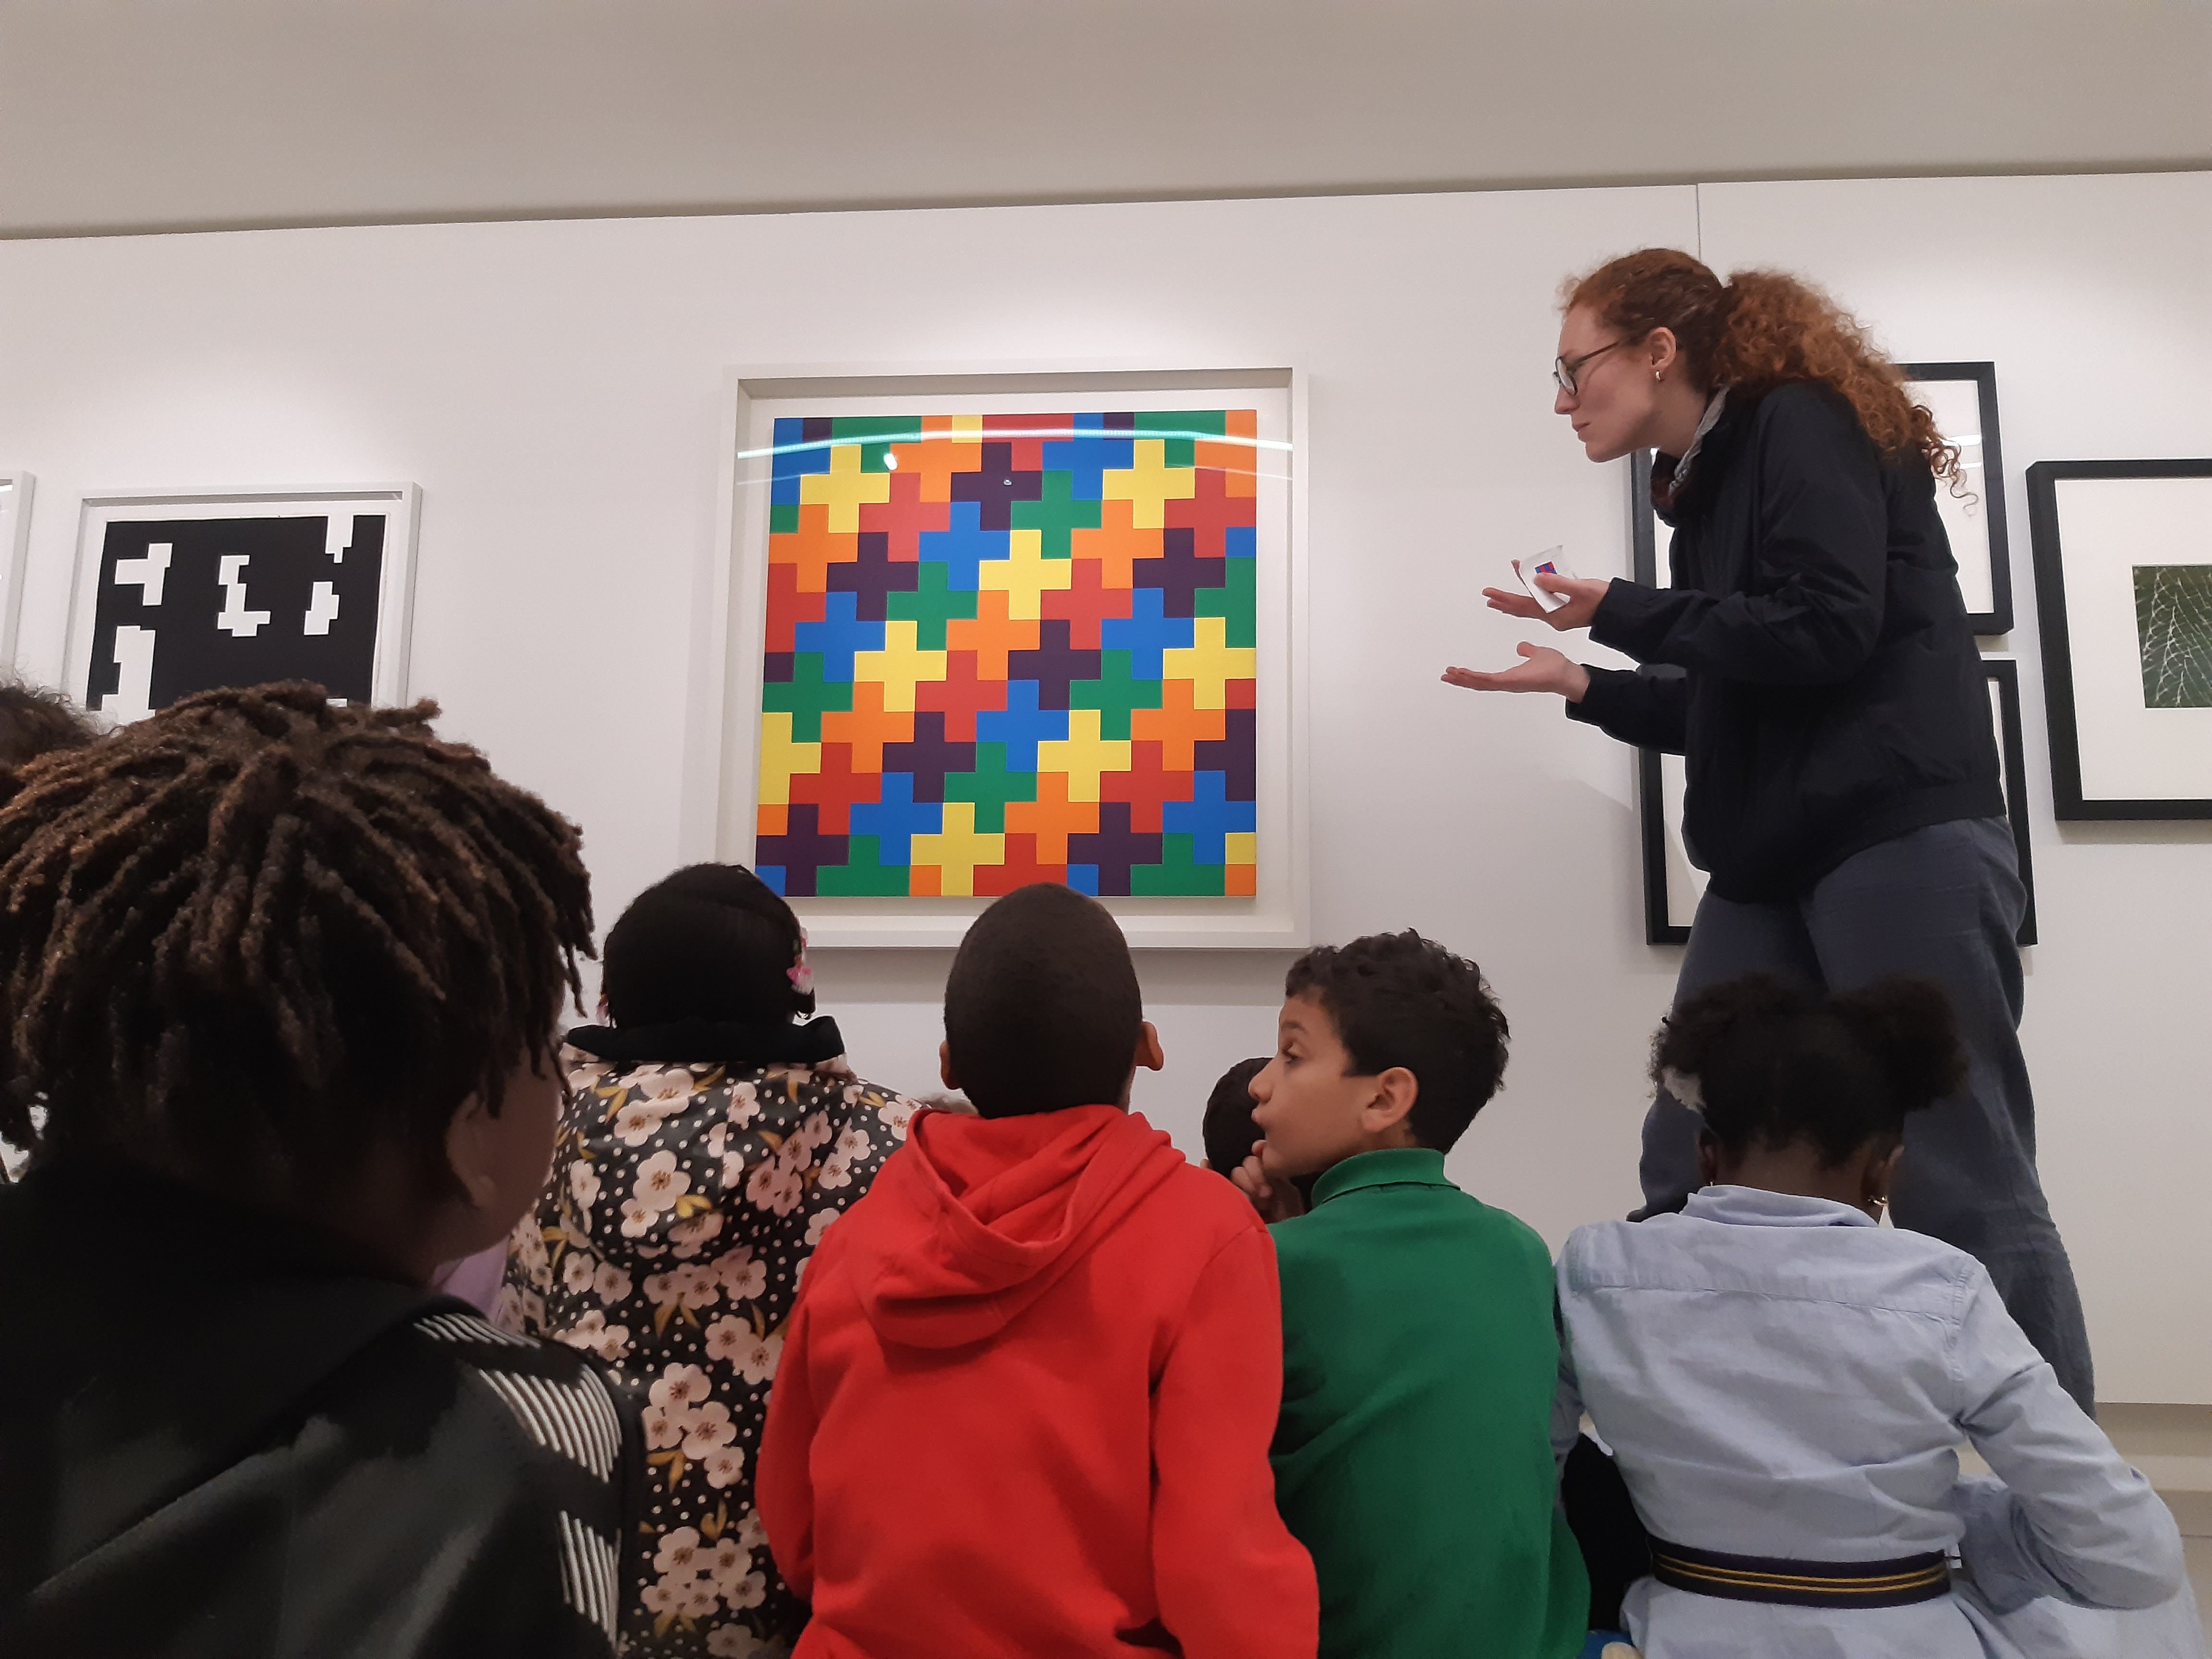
top-left (0, 683), bottom-right (594, 1196)
top-left (0, 680), bottom-right (98, 781)
top-left (1201, 1056), bottom-right (1269, 1174)
top-left (602, 863), bottom-right (811, 1027)
top-left (1652, 973), bottom-right (1965, 1167)
top-left (1284, 930), bottom-right (1509, 1154)
top-left (943, 883), bottom-right (1142, 1118)
top-left (1563, 248), bottom-right (1959, 481)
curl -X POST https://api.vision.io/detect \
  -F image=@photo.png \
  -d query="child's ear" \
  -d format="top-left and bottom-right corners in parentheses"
top-left (1694, 1130), bottom-right (1721, 1189)
top-left (1134, 1022), bottom-right (1165, 1073)
top-left (938, 1040), bottom-right (959, 1092)
top-left (1866, 1140), bottom-right (1905, 1210)
top-left (444, 1094), bottom-right (505, 1214)
top-left (1364, 1066), bottom-right (1419, 1134)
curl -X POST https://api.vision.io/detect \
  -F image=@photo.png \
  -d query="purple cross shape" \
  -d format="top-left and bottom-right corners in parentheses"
top-left (826, 530), bottom-right (921, 622)
top-left (1006, 618), bottom-right (1102, 712)
top-left (1193, 707), bottom-right (1256, 802)
top-left (1067, 801), bottom-right (1165, 897)
top-left (755, 803), bottom-right (849, 899)
top-left (1133, 526), bottom-right (1227, 620)
top-left (880, 710), bottom-right (977, 805)
top-left (949, 442), bottom-right (1044, 532)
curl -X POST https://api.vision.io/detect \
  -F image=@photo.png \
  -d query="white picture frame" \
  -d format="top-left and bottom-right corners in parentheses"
top-left (681, 365), bottom-right (1310, 949)
top-left (0, 471), bottom-right (32, 668)
top-left (65, 485), bottom-right (421, 723)
top-left (2026, 459), bottom-right (2212, 818)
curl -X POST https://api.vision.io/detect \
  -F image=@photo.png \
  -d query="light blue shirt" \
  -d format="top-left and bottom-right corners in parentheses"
top-left (1556, 1186), bottom-right (2188, 1659)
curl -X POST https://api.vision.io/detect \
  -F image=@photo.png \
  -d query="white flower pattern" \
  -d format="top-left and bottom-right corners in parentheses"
top-left (502, 1044), bottom-right (912, 1655)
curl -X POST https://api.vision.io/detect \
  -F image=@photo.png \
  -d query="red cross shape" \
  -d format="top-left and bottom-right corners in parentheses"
top-left (1041, 556), bottom-right (1136, 650)
top-left (788, 741), bottom-right (884, 835)
top-left (1162, 465), bottom-right (1256, 561)
top-left (1099, 740), bottom-right (1196, 834)
top-left (914, 649), bottom-right (1011, 743)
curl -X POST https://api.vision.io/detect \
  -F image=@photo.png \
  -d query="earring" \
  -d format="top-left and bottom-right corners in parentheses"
top-left (1653, 370), bottom-right (1662, 383)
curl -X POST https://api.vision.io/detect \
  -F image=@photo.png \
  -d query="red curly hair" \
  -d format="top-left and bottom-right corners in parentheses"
top-left (1564, 249), bottom-right (1959, 481)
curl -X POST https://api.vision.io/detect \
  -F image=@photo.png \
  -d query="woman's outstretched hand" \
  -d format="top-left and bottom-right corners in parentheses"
top-left (1480, 574), bottom-right (1610, 632)
top-left (1442, 641), bottom-right (1592, 702)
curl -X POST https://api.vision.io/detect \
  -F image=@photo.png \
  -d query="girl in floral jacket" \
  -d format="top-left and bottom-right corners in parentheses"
top-left (501, 865), bottom-right (917, 1658)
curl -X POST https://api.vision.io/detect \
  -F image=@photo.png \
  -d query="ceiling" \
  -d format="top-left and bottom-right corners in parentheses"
top-left (4, 0), bottom-right (2208, 238)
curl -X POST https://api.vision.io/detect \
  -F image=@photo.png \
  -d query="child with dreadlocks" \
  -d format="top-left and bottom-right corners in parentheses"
top-left (1554, 973), bottom-right (2189, 1659)
top-left (0, 683), bottom-right (630, 1659)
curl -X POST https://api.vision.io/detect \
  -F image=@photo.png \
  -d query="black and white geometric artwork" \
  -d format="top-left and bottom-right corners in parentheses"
top-left (69, 487), bottom-right (418, 722)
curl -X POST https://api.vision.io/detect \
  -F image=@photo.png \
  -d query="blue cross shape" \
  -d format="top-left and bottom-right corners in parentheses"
top-left (771, 417), bottom-right (834, 505)
top-left (791, 589), bottom-right (884, 682)
top-left (1042, 415), bottom-right (1134, 502)
top-left (1099, 586), bottom-right (1196, 681)
top-left (917, 498), bottom-right (1008, 592)
top-left (1224, 525), bottom-right (1256, 560)
top-left (974, 677), bottom-right (1071, 773)
top-left (1161, 769), bottom-right (1256, 865)
top-left (849, 770), bottom-right (943, 866)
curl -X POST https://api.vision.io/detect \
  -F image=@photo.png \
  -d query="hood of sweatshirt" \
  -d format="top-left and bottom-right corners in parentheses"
top-left (843, 1104), bottom-right (1188, 1350)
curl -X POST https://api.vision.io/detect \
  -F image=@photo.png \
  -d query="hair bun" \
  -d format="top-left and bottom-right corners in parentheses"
top-left (1831, 978), bottom-right (1965, 1112)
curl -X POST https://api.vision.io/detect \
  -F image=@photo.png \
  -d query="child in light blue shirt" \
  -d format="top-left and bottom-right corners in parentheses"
top-left (1556, 973), bottom-right (2192, 1659)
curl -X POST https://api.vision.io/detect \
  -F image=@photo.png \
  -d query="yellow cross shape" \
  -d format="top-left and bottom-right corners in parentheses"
top-left (1034, 707), bottom-right (1131, 802)
top-left (851, 619), bottom-right (948, 712)
top-left (907, 801), bottom-right (1005, 898)
top-left (800, 443), bottom-right (893, 533)
top-left (1224, 831), bottom-right (1257, 866)
top-left (1100, 438), bottom-right (1197, 530)
top-left (976, 528), bottom-right (1074, 621)
top-left (756, 711), bottom-right (821, 806)
top-left (1160, 615), bottom-right (1257, 710)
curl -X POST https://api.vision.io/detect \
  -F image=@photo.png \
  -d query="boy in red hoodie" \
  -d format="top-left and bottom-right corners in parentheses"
top-left (758, 883), bottom-right (1318, 1659)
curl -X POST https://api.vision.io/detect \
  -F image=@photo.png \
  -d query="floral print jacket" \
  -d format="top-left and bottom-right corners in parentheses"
top-left (500, 1045), bottom-right (914, 1657)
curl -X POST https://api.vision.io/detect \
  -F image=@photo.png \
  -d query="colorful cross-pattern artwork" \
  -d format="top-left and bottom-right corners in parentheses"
top-left (753, 411), bottom-right (1260, 899)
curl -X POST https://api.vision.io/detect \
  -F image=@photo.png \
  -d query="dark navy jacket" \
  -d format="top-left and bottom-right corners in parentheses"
top-left (1570, 381), bottom-right (2003, 902)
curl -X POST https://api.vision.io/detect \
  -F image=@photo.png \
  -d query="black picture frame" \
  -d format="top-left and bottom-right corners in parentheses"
top-left (2025, 457), bottom-right (2212, 820)
top-left (1628, 451), bottom-right (1694, 943)
top-left (1981, 658), bottom-right (2038, 948)
top-left (1899, 362), bottom-right (2013, 636)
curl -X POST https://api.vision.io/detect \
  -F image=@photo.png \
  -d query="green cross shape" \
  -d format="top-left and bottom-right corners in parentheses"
top-left (885, 559), bottom-right (981, 649)
top-left (1010, 469), bottom-right (1104, 560)
top-left (943, 741), bottom-right (1041, 834)
top-left (761, 652), bottom-right (856, 743)
top-left (1069, 649), bottom-right (1166, 742)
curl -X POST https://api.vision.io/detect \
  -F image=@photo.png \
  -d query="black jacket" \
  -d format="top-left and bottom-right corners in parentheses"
top-left (1569, 381), bottom-right (2003, 902)
top-left (0, 1163), bottom-right (635, 1659)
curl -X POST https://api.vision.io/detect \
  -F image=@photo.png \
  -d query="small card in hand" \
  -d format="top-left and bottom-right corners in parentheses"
top-left (1515, 548), bottom-right (1579, 613)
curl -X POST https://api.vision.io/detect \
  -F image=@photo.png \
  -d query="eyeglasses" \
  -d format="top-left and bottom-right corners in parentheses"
top-left (1553, 339), bottom-right (1630, 396)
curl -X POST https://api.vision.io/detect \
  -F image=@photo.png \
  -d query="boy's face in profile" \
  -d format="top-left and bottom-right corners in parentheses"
top-left (1250, 995), bottom-right (1401, 1179)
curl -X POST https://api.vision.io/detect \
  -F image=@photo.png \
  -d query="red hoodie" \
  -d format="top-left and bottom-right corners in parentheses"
top-left (758, 1104), bottom-right (1318, 1659)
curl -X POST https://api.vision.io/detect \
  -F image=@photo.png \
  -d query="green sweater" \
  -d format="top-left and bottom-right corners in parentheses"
top-left (1270, 1148), bottom-right (1587, 1659)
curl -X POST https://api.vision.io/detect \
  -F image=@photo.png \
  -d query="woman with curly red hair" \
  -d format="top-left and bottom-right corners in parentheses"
top-left (1447, 249), bottom-right (2093, 1413)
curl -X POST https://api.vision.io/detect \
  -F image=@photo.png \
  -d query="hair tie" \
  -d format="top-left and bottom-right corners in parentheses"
top-left (1660, 1066), bottom-right (1706, 1115)
top-left (787, 926), bottom-right (815, 998)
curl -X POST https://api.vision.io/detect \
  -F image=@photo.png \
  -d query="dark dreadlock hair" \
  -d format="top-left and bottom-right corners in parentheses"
top-left (0, 682), bottom-right (594, 1197)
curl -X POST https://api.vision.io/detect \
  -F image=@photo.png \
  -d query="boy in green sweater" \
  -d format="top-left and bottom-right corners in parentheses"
top-left (1235, 930), bottom-right (1587, 1659)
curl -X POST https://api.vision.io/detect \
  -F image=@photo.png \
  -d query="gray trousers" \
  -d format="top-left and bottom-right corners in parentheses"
top-left (1639, 817), bottom-right (2097, 1412)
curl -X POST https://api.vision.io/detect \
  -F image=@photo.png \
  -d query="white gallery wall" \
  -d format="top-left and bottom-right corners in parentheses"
top-left (0, 172), bottom-right (2205, 1400)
